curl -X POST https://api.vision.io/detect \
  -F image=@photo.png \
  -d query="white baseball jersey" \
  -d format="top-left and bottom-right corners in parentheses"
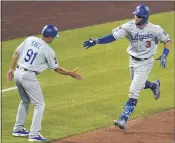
top-left (16, 36), bottom-right (59, 73)
top-left (112, 20), bottom-right (171, 58)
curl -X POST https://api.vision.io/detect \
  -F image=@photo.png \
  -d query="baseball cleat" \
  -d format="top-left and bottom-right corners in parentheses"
top-left (152, 80), bottom-right (160, 100)
top-left (113, 119), bottom-right (126, 130)
top-left (13, 128), bottom-right (29, 137)
top-left (28, 135), bottom-right (47, 142)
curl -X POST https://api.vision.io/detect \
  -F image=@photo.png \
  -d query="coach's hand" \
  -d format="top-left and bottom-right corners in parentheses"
top-left (83, 38), bottom-right (97, 49)
top-left (70, 67), bottom-right (82, 80)
top-left (156, 54), bottom-right (167, 68)
top-left (6, 69), bottom-right (15, 81)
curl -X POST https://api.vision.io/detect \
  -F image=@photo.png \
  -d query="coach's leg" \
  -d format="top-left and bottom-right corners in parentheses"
top-left (21, 72), bottom-right (45, 139)
top-left (26, 83), bottom-right (45, 139)
top-left (13, 71), bottom-right (30, 136)
top-left (13, 82), bottom-right (30, 132)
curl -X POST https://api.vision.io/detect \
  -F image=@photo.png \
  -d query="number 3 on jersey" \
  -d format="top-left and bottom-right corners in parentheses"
top-left (24, 49), bottom-right (38, 64)
top-left (145, 40), bottom-right (151, 48)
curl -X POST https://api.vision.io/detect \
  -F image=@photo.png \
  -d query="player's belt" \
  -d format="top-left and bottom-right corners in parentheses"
top-left (17, 65), bottom-right (39, 75)
top-left (131, 55), bottom-right (148, 61)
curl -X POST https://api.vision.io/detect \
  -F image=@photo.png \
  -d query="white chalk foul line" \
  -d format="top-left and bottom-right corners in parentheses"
top-left (2, 86), bottom-right (17, 93)
top-left (2, 82), bottom-right (41, 93)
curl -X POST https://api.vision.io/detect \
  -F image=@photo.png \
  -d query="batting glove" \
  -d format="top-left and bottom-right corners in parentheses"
top-left (83, 38), bottom-right (97, 49)
top-left (156, 54), bottom-right (167, 68)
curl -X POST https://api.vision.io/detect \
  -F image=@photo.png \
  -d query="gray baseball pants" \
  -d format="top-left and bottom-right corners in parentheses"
top-left (13, 67), bottom-right (45, 138)
top-left (129, 56), bottom-right (154, 99)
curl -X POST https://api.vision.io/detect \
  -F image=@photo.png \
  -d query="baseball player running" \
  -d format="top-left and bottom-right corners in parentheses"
top-left (6, 24), bottom-right (82, 141)
top-left (83, 5), bottom-right (171, 130)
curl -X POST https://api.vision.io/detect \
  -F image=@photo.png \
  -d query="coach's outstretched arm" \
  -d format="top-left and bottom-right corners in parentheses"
top-left (54, 66), bottom-right (82, 80)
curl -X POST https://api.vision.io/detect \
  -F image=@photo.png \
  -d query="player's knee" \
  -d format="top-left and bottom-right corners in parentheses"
top-left (129, 85), bottom-right (143, 99)
top-left (129, 91), bottom-right (139, 99)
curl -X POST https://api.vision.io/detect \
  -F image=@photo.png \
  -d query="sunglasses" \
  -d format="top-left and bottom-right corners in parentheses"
top-left (136, 15), bottom-right (144, 19)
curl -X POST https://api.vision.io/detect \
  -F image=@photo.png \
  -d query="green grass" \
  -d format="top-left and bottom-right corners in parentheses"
top-left (2, 11), bottom-right (174, 143)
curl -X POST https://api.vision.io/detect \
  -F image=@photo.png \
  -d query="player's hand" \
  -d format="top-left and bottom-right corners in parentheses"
top-left (6, 69), bottom-right (15, 81)
top-left (83, 38), bottom-right (97, 49)
top-left (156, 54), bottom-right (167, 68)
top-left (70, 67), bottom-right (82, 80)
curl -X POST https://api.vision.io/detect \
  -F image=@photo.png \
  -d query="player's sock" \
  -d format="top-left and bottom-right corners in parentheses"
top-left (150, 83), bottom-right (156, 90)
top-left (119, 98), bottom-right (137, 121)
top-left (144, 80), bottom-right (157, 90)
top-left (144, 80), bottom-right (153, 89)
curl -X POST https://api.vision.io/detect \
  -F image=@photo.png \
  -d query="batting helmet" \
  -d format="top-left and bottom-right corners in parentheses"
top-left (41, 24), bottom-right (59, 38)
top-left (132, 5), bottom-right (150, 25)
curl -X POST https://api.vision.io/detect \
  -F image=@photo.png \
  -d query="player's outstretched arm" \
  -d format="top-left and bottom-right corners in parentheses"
top-left (156, 41), bottom-right (171, 68)
top-left (54, 66), bottom-right (82, 80)
top-left (83, 34), bottom-right (116, 49)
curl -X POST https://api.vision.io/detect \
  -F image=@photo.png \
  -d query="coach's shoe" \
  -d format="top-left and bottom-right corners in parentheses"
top-left (151, 80), bottom-right (160, 100)
top-left (113, 119), bottom-right (126, 130)
top-left (12, 128), bottom-right (29, 137)
top-left (28, 135), bottom-right (47, 142)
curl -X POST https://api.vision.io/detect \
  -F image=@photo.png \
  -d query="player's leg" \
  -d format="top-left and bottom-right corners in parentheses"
top-left (141, 57), bottom-right (160, 99)
top-left (13, 71), bottom-right (30, 136)
top-left (114, 66), bottom-right (138, 129)
top-left (114, 60), bottom-right (153, 129)
top-left (21, 72), bottom-right (46, 141)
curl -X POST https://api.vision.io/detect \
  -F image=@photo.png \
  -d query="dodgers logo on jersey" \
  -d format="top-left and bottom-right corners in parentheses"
top-left (131, 33), bottom-right (153, 41)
